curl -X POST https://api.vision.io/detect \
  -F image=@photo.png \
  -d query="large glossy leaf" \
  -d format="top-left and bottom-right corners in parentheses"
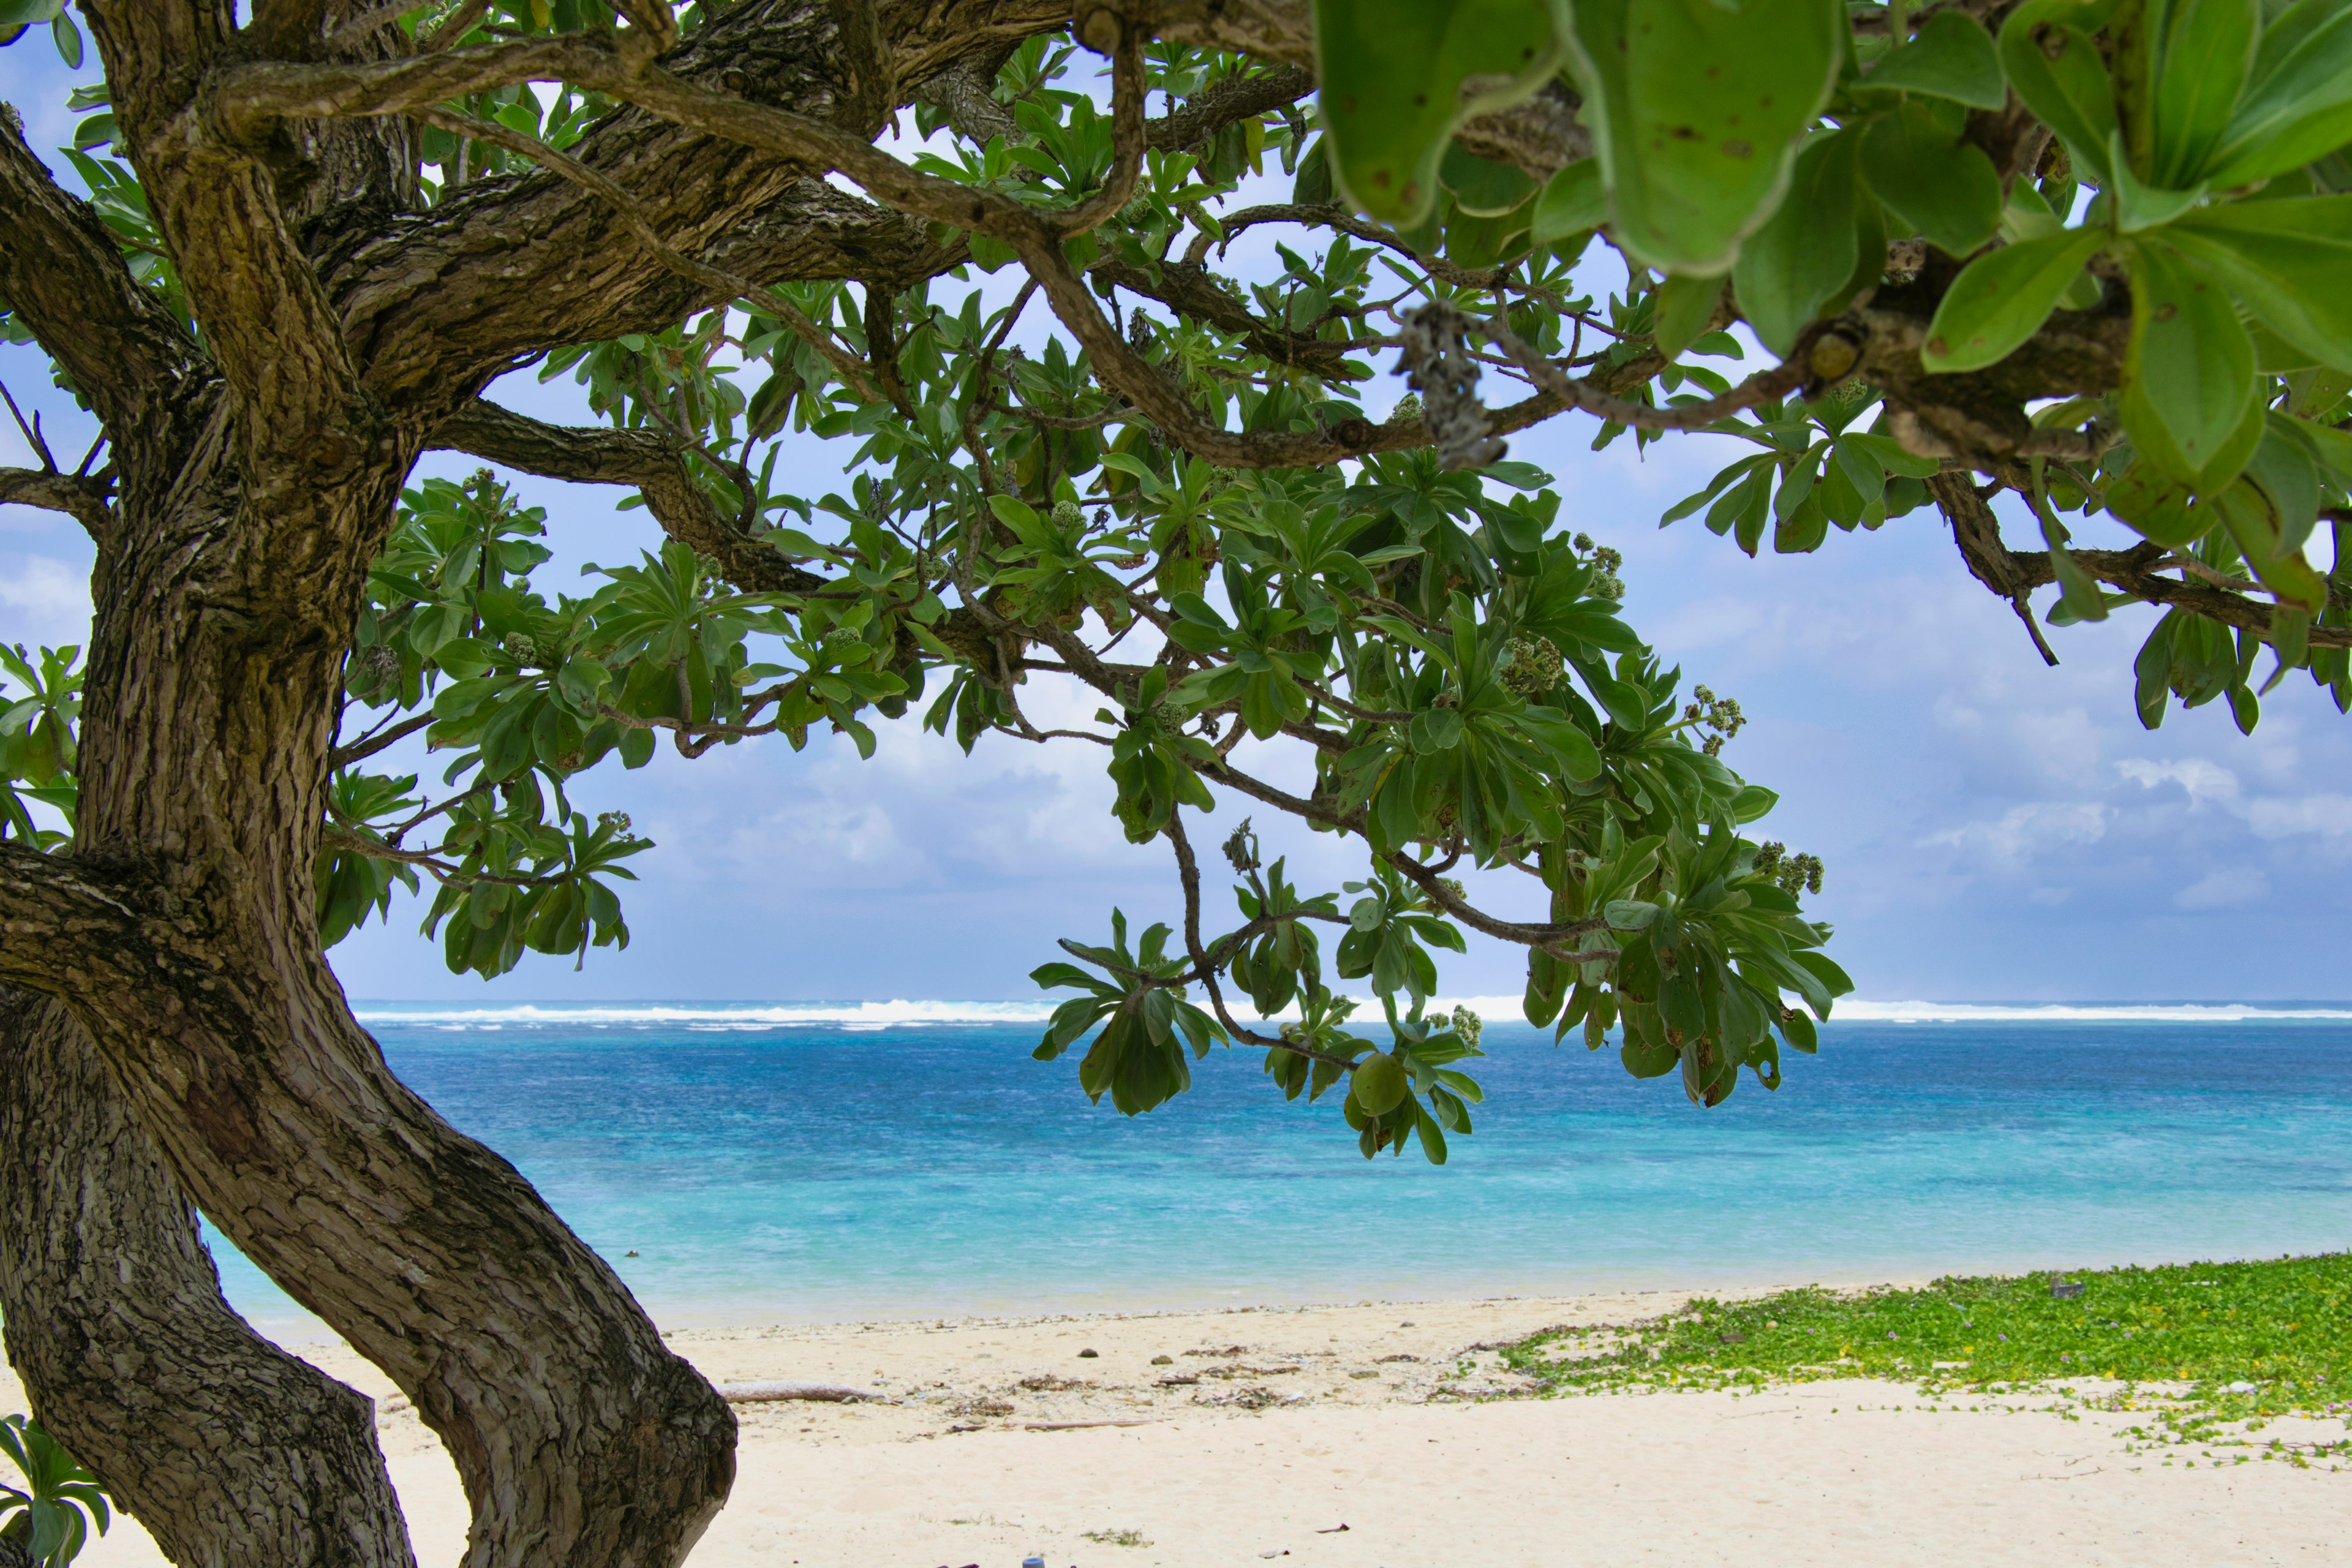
top-left (1858, 101), bottom-right (2003, 257)
top-left (2164, 195), bottom-right (2352, 373)
top-left (2105, 459), bottom-right (2218, 547)
top-left (1921, 227), bottom-right (2108, 372)
top-left (1441, 145), bottom-right (1538, 217)
top-left (2120, 239), bottom-right (2261, 492)
top-left (2105, 132), bottom-right (2208, 233)
top-left (1863, 10), bottom-right (2007, 109)
top-left (1998, 0), bottom-right (2123, 182)
top-left (1530, 159), bottom-right (1606, 243)
top-left (1313, 0), bottom-right (1570, 225)
top-left (1731, 129), bottom-right (1861, 356)
top-left (1650, 270), bottom-right (1721, 360)
top-left (2203, 0), bottom-right (2352, 186)
top-left (1562, 0), bottom-right (1845, 274)
top-left (2143, 0), bottom-right (2260, 187)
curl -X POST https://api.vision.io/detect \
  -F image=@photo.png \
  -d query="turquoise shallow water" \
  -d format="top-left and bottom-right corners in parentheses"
top-left (208, 1005), bottom-right (2352, 1335)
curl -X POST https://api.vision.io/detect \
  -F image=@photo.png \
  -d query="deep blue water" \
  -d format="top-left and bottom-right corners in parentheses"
top-left (207, 1005), bottom-right (2352, 1334)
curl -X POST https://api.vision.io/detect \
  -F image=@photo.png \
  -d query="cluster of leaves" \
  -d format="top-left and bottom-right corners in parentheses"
top-left (1321, 0), bottom-right (2352, 731)
top-left (0, 1415), bottom-right (110, 1568)
top-left (327, 467), bottom-right (936, 976)
top-left (1498, 1251), bottom-right (2352, 1460)
top-left (0, 644), bottom-right (79, 850)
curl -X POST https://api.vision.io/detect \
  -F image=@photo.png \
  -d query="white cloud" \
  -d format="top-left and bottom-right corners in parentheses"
top-left (1924, 801), bottom-right (2108, 864)
top-left (2174, 867), bottom-right (2272, 910)
top-left (2244, 794), bottom-right (2352, 840)
top-left (2117, 756), bottom-right (2241, 807)
top-left (0, 553), bottom-right (94, 649)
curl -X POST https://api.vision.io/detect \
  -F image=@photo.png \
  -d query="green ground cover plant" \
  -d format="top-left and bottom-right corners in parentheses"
top-left (1502, 1251), bottom-right (2352, 1462)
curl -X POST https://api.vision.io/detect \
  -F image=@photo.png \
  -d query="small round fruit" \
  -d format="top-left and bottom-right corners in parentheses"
top-left (1350, 1052), bottom-right (1409, 1116)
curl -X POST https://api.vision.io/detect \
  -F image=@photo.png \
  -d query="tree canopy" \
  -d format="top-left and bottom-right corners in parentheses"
top-left (1, 2), bottom-right (2347, 1564)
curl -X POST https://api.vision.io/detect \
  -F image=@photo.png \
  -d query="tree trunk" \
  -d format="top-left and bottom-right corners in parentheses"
top-left (0, 991), bottom-right (417, 1568)
top-left (40, 421), bottom-right (736, 1567)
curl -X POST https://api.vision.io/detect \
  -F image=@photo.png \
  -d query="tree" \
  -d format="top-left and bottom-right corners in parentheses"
top-left (1, 0), bottom-right (2347, 1562)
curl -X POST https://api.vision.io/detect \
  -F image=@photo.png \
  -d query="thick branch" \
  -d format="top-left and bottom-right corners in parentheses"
top-left (0, 468), bottom-right (113, 538)
top-left (211, 34), bottom-right (632, 132)
top-left (432, 401), bottom-right (825, 594)
top-left (0, 846), bottom-right (148, 995)
top-left (1936, 475), bottom-right (2352, 650)
top-left (1147, 65), bottom-right (1314, 151)
top-left (0, 121), bottom-right (202, 431)
top-left (307, 1), bottom-right (1063, 405)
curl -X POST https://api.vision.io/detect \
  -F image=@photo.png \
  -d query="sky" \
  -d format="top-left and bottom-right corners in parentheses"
top-left (4, 39), bottom-right (2349, 1006)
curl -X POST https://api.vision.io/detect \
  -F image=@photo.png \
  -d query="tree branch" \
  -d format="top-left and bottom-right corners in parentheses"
top-left (0, 846), bottom-right (148, 996)
top-left (0, 120), bottom-right (203, 434)
top-left (431, 401), bottom-right (825, 595)
top-left (1146, 65), bottom-right (1314, 153)
top-left (0, 468), bottom-right (113, 540)
top-left (1934, 474), bottom-right (2352, 650)
top-left (212, 34), bottom-right (632, 134)
top-left (1380, 849), bottom-right (1612, 955)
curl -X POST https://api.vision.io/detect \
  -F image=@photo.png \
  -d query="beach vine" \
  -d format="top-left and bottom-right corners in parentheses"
top-left (1499, 1252), bottom-right (2352, 1467)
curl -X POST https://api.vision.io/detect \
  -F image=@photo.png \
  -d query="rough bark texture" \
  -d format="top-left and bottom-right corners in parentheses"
top-left (0, 992), bottom-right (417, 1568)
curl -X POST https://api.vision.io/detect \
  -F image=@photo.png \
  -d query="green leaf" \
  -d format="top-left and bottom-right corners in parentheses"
top-left (1921, 227), bottom-right (2108, 372)
top-left (1650, 270), bottom-right (1721, 360)
top-left (1863, 10), bottom-right (2008, 109)
top-left (2105, 132), bottom-right (2207, 233)
top-left (1997, 1), bottom-right (2122, 183)
top-left (2120, 239), bottom-right (2261, 493)
top-left (2144, 0), bottom-right (2258, 187)
top-left (2106, 459), bottom-right (2218, 546)
top-left (1408, 706), bottom-right (1463, 753)
top-left (1730, 128), bottom-right (1861, 357)
top-left (1858, 101), bottom-right (2003, 257)
top-left (2164, 195), bottom-right (2352, 374)
top-left (1530, 159), bottom-right (1607, 244)
top-left (1605, 899), bottom-right (1660, 930)
top-left (2134, 612), bottom-right (2178, 728)
top-left (1562, 0), bottom-right (1846, 274)
top-left (1730, 783), bottom-right (1779, 823)
top-left (1773, 491), bottom-right (1828, 554)
top-left (1313, 0), bottom-right (1570, 225)
top-left (2203, 1), bottom-right (2352, 186)
top-left (1441, 144), bottom-right (1539, 216)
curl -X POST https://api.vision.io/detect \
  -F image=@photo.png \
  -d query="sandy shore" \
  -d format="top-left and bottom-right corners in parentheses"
top-left (29, 1288), bottom-right (2347, 1566)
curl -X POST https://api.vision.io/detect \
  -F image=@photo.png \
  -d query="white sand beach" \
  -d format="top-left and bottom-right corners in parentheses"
top-left (35, 1289), bottom-right (2346, 1567)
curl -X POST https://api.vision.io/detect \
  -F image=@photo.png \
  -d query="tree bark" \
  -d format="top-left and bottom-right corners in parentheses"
top-left (43, 438), bottom-right (736, 1567)
top-left (0, 991), bottom-right (417, 1568)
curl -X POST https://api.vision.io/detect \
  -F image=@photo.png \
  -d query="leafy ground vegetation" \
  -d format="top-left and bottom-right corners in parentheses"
top-left (1502, 1251), bottom-right (2352, 1465)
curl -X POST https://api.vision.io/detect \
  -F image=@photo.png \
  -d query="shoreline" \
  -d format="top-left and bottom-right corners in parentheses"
top-left (219, 1241), bottom-right (2331, 1343)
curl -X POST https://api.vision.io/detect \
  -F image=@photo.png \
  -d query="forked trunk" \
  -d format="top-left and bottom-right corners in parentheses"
top-left (39, 388), bottom-right (734, 1564)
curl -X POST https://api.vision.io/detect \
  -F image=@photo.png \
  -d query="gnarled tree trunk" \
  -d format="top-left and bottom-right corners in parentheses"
top-left (0, 991), bottom-right (417, 1568)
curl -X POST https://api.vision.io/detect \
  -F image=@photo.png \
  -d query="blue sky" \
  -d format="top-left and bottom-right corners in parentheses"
top-left (5, 42), bottom-right (2348, 1005)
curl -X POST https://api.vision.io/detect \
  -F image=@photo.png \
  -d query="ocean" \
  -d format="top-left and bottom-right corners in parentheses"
top-left (208, 1001), bottom-right (2352, 1336)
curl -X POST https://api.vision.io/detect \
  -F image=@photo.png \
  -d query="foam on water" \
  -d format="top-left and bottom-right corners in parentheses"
top-left (352, 997), bottom-right (2352, 1031)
